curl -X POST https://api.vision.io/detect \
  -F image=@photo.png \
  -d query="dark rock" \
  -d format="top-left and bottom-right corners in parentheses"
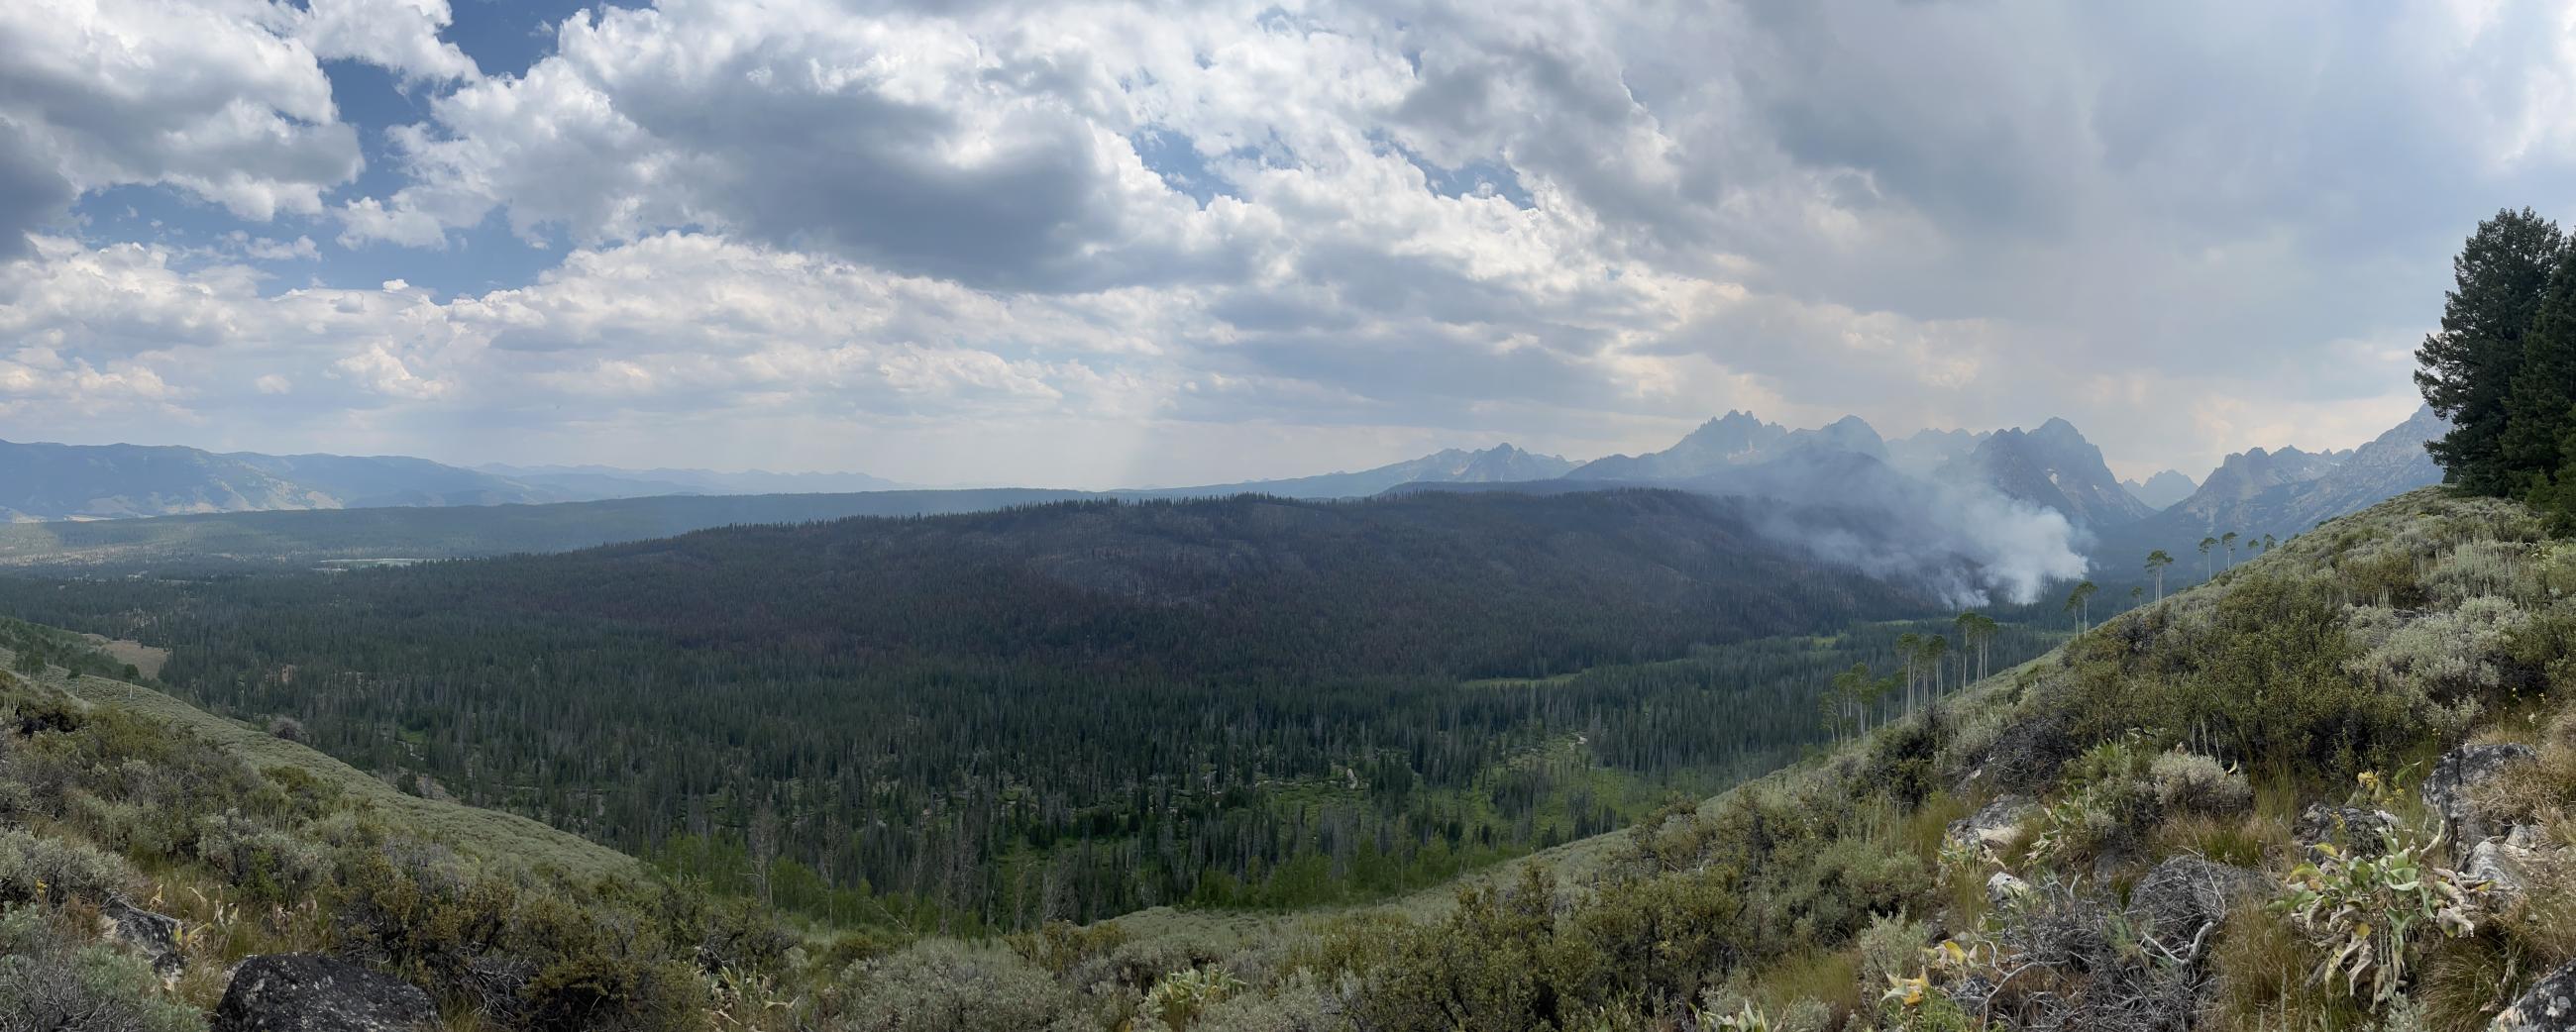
top-left (2496, 957), bottom-right (2576, 1031)
top-left (215, 955), bottom-right (436, 1032)
top-left (2129, 856), bottom-right (2266, 958)
top-left (99, 895), bottom-right (181, 979)
top-left (2424, 744), bottom-right (2538, 856)
top-left (2293, 803), bottom-right (2399, 860)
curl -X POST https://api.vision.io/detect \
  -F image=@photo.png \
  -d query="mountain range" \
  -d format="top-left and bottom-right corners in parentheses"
top-left (2092, 404), bottom-right (2448, 571)
top-left (0, 440), bottom-right (564, 521)
top-left (1931, 417), bottom-right (2156, 528)
top-left (0, 407), bottom-right (2456, 593)
top-left (1127, 443), bottom-right (1577, 499)
top-left (0, 440), bottom-right (923, 522)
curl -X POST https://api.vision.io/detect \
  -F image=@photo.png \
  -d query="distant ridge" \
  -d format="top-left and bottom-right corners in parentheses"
top-left (1127, 443), bottom-right (1578, 499)
top-left (0, 439), bottom-right (910, 523)
top-left (0, 439), bottom-right (554, 521)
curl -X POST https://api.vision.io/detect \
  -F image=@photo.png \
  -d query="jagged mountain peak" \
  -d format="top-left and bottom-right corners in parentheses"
top-left (2093, 404), bottom-right (2453, 567)
top-left (1938, 419), bottom-right (2154, 528)
top-left (1564, 412), bottom-right (1901, 481)
top-left (2121, 468), bottom-right (2200, 510)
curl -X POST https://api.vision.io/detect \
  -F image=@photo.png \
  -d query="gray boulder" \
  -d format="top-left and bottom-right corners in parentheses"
top-left (2293, 803), bottom-right (2399, 860)
top-left (2468, 824), bottom-right (2557, 914)
top-left (2468, 838), bottom-right (2534, 912)
top-left (98, 895), bottom-right (181, 979)
top-left (1947, 795), bottom-right (2033, 852)
top-left (2129, 856), bottom-right (2266, 959)
top-left (2423, 743), bottom-right (2538, 855)
top-left (214, 955), bottom-right (436, 1032)
top-left (2497, 957), bottom-right (2576, 1031)
top-left (1986, 871), bottom-right (2031, 909)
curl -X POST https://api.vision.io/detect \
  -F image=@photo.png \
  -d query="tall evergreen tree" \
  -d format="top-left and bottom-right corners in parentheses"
top-left (2418, 207), bottom-right (2565, 493)
top-left (2500, 249), bottom-right (2576, 495)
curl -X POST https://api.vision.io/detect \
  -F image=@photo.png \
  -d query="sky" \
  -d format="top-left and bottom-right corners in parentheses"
top-left (0, 0), bottom-right (2570, 488)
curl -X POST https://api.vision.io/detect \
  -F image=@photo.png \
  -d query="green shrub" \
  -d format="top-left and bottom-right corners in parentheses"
top-left (826, 940), bottom-right (1070, 1032)
top-left (1139, 965), bottom-right (1246, 1027)
top-left (1185, 973), bottom-right (1339, 1032)
top-left (0, 905), bottom-right (200, 1032)
top-left (194, 810), bottom-right (328, 905)
top-left (0, 827), bottom-right (141, 905)
top-left (1852, 912), bottom-right (1926, 1009)
top-left (2149, 750), bottom-right (2253, 817)
top-left (2278, 828), bottom-right (2482, 1009)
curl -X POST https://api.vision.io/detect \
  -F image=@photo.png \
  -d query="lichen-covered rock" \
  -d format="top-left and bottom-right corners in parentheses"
top-left (2423, 743), bottom-right (2538, 855)
top-left (2293, 803), bottom-right (2399, 860)
top-left (1947, 795), bottom-right (2033, 852)
top-left (214, 955), bottom-right (435, 1032)
top-left (98, 895), bottom-right (181, 979)
top-left (2468, 838), bottom-right (2535, 912)
top-left (2496, 956), bottom-right (2576, 1031)
top-left (2129, 855), bottom-right (2265, 958)
top-left (1986, 872), bottom-right (2030, 909)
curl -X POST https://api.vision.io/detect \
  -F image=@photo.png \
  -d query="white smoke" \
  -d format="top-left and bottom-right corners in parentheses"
top-left (1695, 454), bottom-right (2091, 607)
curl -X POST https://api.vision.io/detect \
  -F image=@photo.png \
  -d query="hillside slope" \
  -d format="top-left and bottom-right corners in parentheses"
top-left (817, 487), bottom-right (2576, 1032)
top-left (0, 488), bottom-right (1951, 928)
top-left (0, 620), bottom-right (764, 1030)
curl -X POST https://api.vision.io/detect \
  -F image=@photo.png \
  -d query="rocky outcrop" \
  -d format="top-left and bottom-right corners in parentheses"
top-left (98, 895), bottom-right (181, 979)
top-left (2293, 803), bottom-right (2399, 860)
top-left (1948, 795), bottom-right (2033, 853)
top-left (214, 955), bottom-right (436, 1032)
top-left (2129, 856), bottom-right (2266, 958)
top-left (2496, 956), bottom-right (2576, 1031)
top-left (2467, 824), bottom-right (2557, 913)
top-left (2423, 743), bottom-right (2538, 857)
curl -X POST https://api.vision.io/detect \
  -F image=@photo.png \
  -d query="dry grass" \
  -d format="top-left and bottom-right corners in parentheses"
top-left (52, 670), bottom-right (635, 880)
top-left (2204, 904), bottom-right (2372, 1032)
top-left (1734, 948), bottom-right (1863, 1020)
top-left (2150, 812), bottom-right (2287, 871)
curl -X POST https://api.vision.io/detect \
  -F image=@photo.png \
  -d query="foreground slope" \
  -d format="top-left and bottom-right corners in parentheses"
top-left (0, 621), bottom-right (757, 1030)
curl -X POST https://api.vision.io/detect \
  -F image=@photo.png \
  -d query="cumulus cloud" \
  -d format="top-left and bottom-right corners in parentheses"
top-left (292, 0), bottom-right (479, 84)
top-left (0, 1), bottom-right (361, 224)
top-left (13, 0), bottom-right (2576, 484)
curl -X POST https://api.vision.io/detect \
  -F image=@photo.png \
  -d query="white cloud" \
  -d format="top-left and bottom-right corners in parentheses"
top-left (0, 0), bottom-right (473, 255)
top-left (292, 0), bottom-right (479, 84)
top-left (18, 0), bottom-right (2576, 482)
top-left (0, 1), bottom-right (360, 224)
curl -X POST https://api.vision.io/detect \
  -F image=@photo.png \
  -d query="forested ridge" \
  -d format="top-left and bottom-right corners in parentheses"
top-left (0, 488), bottom-right (2044, 929)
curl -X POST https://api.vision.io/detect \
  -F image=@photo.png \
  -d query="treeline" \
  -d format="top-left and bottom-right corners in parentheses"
top-left (2419, 206), bottom-right (2576, 519)
top-left (0, 490), bottom-right (2045, 929)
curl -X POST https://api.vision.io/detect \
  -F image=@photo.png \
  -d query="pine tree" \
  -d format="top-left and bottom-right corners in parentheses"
top-left (2500, 250), bottom-right (2576, 497)
top-left (2418, 208), bottom-right (2565, 493)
